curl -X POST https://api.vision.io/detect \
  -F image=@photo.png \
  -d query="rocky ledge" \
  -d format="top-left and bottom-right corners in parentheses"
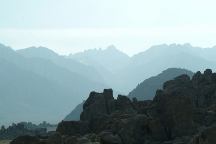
top-left (11, 69), bottom-right (216, 144)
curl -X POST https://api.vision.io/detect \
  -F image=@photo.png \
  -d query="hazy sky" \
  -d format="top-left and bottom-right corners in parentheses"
top-left (1, 0), bottom-right (216, 55)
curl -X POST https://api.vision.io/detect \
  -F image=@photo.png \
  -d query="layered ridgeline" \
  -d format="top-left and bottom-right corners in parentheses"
top-left (64, 68), bottom-right (193, 121)
top-left (17, 47), bottom-right (104, 83)
top-left (70, 44), bottom-right (216, 94)
top-left (117, 44), bottom-right (216, 93)
top-left (69, 45), bottom-right (130, 73)
top-left (2, 42), bottom-right (216, 125)
top-left (0, 44), bottom-right (107, 125)
top-left (128, 68), bottom-right (194, 100)
top-left (11, 69), bottom-right (216, 144)
top-left (69, 45), bottom-right (130, 94)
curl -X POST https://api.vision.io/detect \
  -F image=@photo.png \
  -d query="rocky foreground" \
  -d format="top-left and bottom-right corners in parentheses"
top-left (11, 69), bottom-right (216, 144)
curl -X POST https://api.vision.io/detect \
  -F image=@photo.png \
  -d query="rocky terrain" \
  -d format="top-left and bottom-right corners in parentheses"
top-left (3, 43), bottom-right (216, 125)
top-left (64, 68), bottom-right (193, 122)
top-left (10, 69), bottom-right (216, 144)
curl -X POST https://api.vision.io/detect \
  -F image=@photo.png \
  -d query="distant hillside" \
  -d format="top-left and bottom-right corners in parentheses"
top-left (113, 44), bottom-right (216, 93)
top-left (0, 58), bottom-right (70, 125)
top-left (128, 68), bottom-right (194, 100)
top-left (17, 46), bottom-right (105, 84)
top-left (69, 45), bottom-right (130, 92)
top-left (0, 44), bottom-right (107, 125)
top-left (69, 44), bottom-right (216, 94)
top-left (64, 101), bottom-right (84, 121)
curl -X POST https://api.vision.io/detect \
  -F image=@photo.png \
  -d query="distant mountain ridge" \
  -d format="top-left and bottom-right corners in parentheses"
top-left (128, 68), bottom-right (194, 100)
top-left (17, 46), bottom-right (59, 59)
top-left (2, 42), bottom-right (216, 125)
top-left (70, 45), bottom-right (130, 73)
top-left (17, 46), bottom-right (105, 84)
top-left (0, 44), bottom-right (107, 125)
top-left (69, 45), bottom-right (130, 92)
top-left (113, 44), bottom-right (216, 93)
top-left (69, 43), bottom-right (216, 94)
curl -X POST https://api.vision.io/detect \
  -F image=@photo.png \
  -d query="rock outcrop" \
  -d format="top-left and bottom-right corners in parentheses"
top-left (190, 125), bottom-right (216, 144)
top-left (10, 135), bottom-right (40, 144)
top-left (10, 69), bottom-right (216, 144)
top-left (80, 89), bottom-right (115, 121)
top-left (56, 121), bottom-right (90, 136)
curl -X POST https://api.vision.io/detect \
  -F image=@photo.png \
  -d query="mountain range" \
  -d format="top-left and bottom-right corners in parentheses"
top-left (1, 43), bottom-right (216, 125)
top-left (70, 43), bottom-right (216, 94)
top-left (0, 44), bottom-right (107, 125)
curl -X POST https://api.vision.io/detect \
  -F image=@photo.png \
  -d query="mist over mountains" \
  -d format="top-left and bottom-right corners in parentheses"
top-left (0, 44), bottom-right (106, 125)
top-left (70, 43), bottom-right (216, 93)
top-left (1, 43), bottom-right (216, 125)
top-left (17, 47), bottom-right (105, 84)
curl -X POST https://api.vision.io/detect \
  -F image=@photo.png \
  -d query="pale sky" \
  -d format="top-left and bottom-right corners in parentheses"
top-left (1, 0), bottom-right (216, 56)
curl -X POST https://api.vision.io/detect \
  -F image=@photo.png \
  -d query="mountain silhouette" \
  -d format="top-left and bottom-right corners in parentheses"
top-left (0, 44), bottom-right (107, 125)
top-left (70, 45), bottom-right (130, 73)
top-left (17, 46), bottom-right (104, 83)
top-left (112, 44), bottom-right (216, 93)
top-left (2, 43), bottom-right (216, 125)
top-left (128, 68), bottom-right (193, 100)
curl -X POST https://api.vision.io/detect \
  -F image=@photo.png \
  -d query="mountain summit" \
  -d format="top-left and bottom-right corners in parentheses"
top-left (70, 45), bottom-right (130, 73)
top-left (128, 68), bottom-right (194, 100)
top-left (17, 46), bottom-right (59, 59)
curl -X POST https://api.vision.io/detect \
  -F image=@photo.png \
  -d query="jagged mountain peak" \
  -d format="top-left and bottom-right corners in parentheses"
top-left (70, 45), bottom-right (130, 73)
top-left (72, 45), bottom-right (128, 57)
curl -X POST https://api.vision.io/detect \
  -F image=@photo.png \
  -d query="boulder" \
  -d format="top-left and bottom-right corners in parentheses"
top-left (115, 95), bottom-right (136, 114)
top-left (10, 135), bottom-right (40, 144)
top-left (99, 131), bottom-right (122, 144)
top-left (63, 134), bottom-right (100, 144)
top-left (56, 121), bottom-right (90, 136)
top-left (190, 125), bottom-right (216, 144)
top-left (192, 70), bottom-right (216, 107)
top-left (46, 132), bottom-right (62, 144)
top-left (117, 114), bottom-right (165, 144)
top-left (63, 135), bottom-right (78, 144)
top-left (154, 75), bottom-right (196, 139)
top-left (81, 89), bottom-right (115, 121)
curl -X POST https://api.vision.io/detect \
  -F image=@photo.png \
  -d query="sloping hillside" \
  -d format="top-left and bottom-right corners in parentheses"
top-left (128, 68), bottom-right (193, 100)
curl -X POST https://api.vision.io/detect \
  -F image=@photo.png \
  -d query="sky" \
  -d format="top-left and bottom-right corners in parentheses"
top-left (0, 0), bottom-right (216, 56)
